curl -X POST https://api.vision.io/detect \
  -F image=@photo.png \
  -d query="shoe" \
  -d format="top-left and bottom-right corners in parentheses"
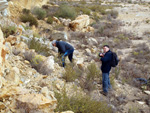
top-left (100, 91), bottom-right (108, 96)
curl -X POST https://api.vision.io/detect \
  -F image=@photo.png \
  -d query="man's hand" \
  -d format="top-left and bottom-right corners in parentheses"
top-left (99, 53), bottom-right (104, 57)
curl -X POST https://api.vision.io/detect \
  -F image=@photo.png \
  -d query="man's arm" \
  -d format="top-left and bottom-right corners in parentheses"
top-left (101, 52), bottom-right (112, 62)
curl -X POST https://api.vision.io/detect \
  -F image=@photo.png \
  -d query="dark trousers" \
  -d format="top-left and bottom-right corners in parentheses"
top-left (62, 49), bottom-right (74, 67)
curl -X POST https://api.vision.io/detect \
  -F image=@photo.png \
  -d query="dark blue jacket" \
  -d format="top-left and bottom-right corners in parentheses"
top-left (101, 50), bottom-right (112, 73)
top-left (56, 41), bottom-right (74, 53)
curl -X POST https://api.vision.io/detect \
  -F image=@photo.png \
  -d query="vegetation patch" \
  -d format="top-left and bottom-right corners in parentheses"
top-left (1, 25), bottom-right (17, 38)
top-left (20, 14), bottom-right (38, 27)
top-left (131, 43), bottom-right (150, 65)
top-left (22, 8), bottom-right (30, 14)
top-left (54, 4), bottom-right (77, 20)
top-left (63, 64), bottom-right (79, 82)
top-left (79, 63), bottom-right (100, 91)
top-left (54, 87), bottom-right (112, 113)
top-left (27, 38), bottom-right (51, 56)
top-left (47, 16), bottom-right (53, 24)
top-left (31, 6), bottom-right (47, 20)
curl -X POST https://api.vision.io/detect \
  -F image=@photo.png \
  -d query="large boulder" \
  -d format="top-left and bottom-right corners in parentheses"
top-left (69, 15), bottom-right (90, 31)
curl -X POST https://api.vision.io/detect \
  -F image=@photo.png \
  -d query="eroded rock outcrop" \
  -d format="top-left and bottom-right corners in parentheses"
top-left (12, 0), bottom-right (49, 9)
top-left (16, 93), bottom-right (57, 113)
top-left (0, 28), bottom-right (7, 88)
top-left (69, 15), bottom-right (90, 31)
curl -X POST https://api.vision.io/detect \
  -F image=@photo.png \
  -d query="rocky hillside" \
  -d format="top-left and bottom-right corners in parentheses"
top-left (0, 0), bottom-right (150, 113)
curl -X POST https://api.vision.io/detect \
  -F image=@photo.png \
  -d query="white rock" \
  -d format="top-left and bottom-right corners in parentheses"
top-left (144, 90), bottom-right (150, 95)
top-left (39, 56), bottom-right (55, 75)
top-left (137, 101), bottom-right (145, 105)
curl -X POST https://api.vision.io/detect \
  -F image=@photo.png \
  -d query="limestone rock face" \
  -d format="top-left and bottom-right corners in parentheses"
top-left (0, 0), bottom-right (8, 11)
top-left (69, 15), bottom-right (90, 31)
top-left (0, 28), bottom-right (4, 69)
top-left (12, 0), bottom-right (49, 9)
top-left (0, 28), bottom-right (6, 88)
top-left (16, 93), bottom-right (57, 113)
top-left (0, 86), bottom-right (30, 99)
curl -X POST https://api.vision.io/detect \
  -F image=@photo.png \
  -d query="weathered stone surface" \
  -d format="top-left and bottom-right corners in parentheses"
top-left (69, 15), bottom-right (90, 31)
top-left (76, 58), bottom-right (84, 70)
top-left (11, 0), bottom-right (49, 9)
top-left (39, 56), bottom-right (55, 75)
top-left (53, 16), bottom-right (61, 24)
top-left (0, 86), bottom-right (30, 99)
top-left (5, 35), bottom-right (19, 45)
top-left (51, 31), bottom-right (68, 41)
top-left (16, 93), bottom-right (57, 113)
top-left (59, 18), bottom-right (71, 26)
top-left (5, 67), bottom-right (20, 85)
top-left (144, 90), bottom-right (150, 95)
top-left (85, 48), bottom-right (91, 56)
top-left (0, 28), bottom-right (6, 88)
top-left (87, 37), bottom-right (98, 46)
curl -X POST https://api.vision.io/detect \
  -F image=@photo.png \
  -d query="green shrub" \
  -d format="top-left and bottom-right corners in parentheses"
top-left (110, 75), bottom-right (115, 88)
top-left (22, 25), bottom-right (31, 30)
top-left (54, 4), bottom-right (77, 20)
top-left (128, 106), bottom-right (139, 113)
top-left (80, 0), bottom-right (86, 4)
top-left (128, 0), bottom-right (132, 3)
top-left (107, 10), bottom-right (118, 19)
top-left (31, 6), bottom-right (47, 20)
top-left (20, 14), bottom-right (38, 27)
top-left (146, 19), bottom-right (150, 23)
top-left (79, 7), bottom-right (91, 15)
top-left (22, 8), bottom-right (30, 14)
top-left (54, 87), bottom-right (112, 113)
top-left (1, 26), bottom-right (17, 38)
top-left (88, 5), bottom-right (112, 15)
top-left (63, 64), bottom-right (78, 82)
top-left (27, 38), bottom-right (50, 56)
top-left (86, 63), bottom-right (100, 81)
top-left (80, 63), bottom-right (100, 91)
top-left (31, 54), bottom-right (44, 69)
top-left (47, 16), bottom-right (53, 24)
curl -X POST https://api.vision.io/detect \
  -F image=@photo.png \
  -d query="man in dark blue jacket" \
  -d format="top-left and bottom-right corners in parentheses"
top-left (52, 40), bottom-right (74, 67)
top-left (100, 45), bottom-right (112, 96)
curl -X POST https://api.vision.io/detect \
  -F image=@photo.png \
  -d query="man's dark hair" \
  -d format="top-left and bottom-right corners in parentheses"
top-left (103, 45), bottom-right (110, 48)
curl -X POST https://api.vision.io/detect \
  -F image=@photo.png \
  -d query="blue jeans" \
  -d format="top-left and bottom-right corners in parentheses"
top-left (62, 49), bottom-right (74, 67)
top-left (102, 72), bottom-right (111, 93)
